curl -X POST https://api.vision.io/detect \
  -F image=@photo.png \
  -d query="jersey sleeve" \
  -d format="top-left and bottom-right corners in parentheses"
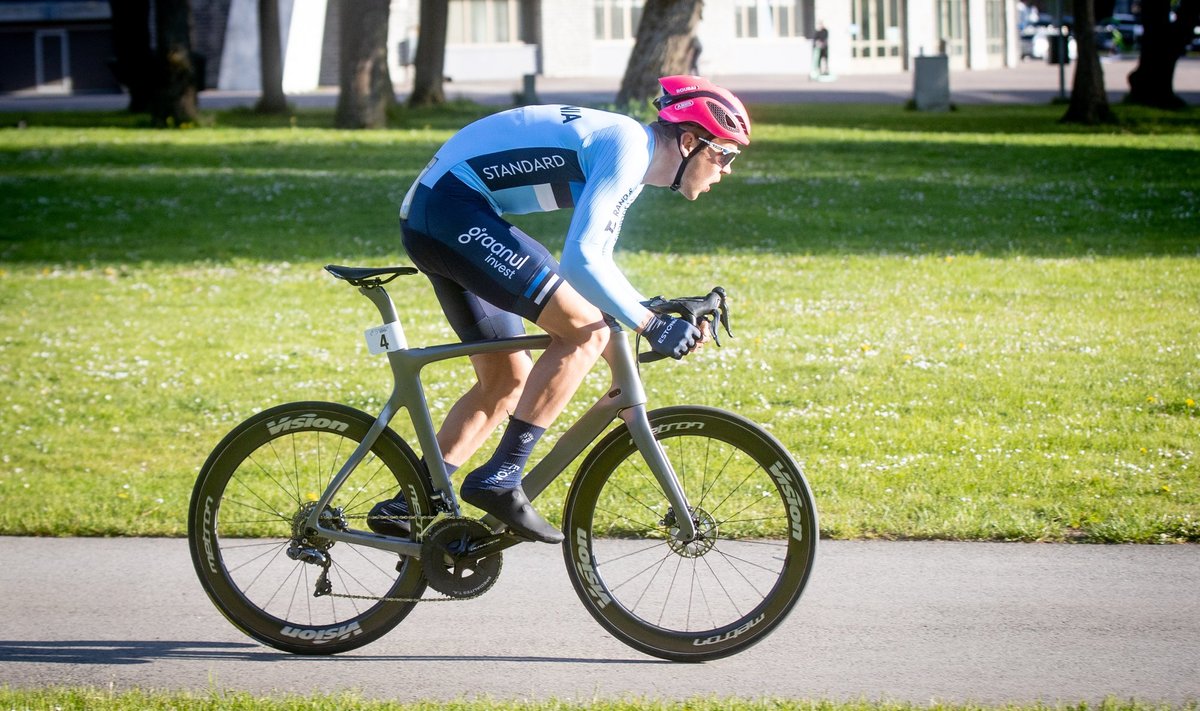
top-left (558, 122), bottom-right (653, 330)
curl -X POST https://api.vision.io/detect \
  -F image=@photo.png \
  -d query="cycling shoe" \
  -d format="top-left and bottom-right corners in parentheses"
top-left (367, 495), bottom-right (411, 537)
top-left (460, 485), bottom-right (564, 544)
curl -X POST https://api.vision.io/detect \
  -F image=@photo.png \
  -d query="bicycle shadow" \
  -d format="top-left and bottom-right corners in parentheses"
top-left (0, 640), bottom-right (664, 665)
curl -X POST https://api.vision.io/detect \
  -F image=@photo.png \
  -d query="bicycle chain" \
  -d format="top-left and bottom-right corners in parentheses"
top-left (314, 513), bottom-right (490, 604)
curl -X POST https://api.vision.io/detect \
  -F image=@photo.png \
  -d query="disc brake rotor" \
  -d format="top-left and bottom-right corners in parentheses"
top-left (420, 517), bottom-right (502, 599)
top-left (662, 506), bottom-right (718, 558)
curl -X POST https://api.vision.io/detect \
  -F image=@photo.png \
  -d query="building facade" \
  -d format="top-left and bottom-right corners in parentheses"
top-left (0, 0), bottom-right (1019, 95)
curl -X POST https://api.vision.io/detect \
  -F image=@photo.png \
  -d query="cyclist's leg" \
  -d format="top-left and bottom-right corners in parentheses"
top-left (400, 177), bottom-right (603, 541)
top-left (510, 280), bottom-right (609, 427)
top-left (425, 273), bottom-right (533, 467)
top-left (453, 277), bottom-right (609, 543)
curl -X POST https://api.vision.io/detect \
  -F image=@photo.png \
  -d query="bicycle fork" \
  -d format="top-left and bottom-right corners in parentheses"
top-left (519, 328), bottom-right (699, 543)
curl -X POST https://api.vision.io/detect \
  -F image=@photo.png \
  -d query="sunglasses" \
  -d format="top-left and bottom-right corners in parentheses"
top-left (694, 135), bottom-right (741, 167)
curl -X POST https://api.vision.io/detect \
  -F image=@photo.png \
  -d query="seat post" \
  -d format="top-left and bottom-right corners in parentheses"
top-left (360, 285), bottom-right (400, 325)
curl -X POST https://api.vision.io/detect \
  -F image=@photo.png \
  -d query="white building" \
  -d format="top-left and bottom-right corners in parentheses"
top-left (215, 0), bottom-right (1020, 93)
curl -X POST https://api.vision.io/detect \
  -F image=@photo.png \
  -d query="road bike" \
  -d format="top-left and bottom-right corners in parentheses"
top-left (187, 264), bottom-right (818, 662)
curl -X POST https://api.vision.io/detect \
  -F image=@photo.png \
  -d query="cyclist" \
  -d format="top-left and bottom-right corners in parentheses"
top-left (369, 75), bottom-right (751, 544)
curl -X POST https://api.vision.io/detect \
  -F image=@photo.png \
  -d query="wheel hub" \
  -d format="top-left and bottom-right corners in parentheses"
top-left (287, 501), bottom-right (344, 566)
top-left (662, 506), bottom-right (718, 558)
top-left (420, 517), bottom-right (502, 599)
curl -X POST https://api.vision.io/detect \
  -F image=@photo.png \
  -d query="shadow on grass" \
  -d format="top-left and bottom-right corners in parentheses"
top-left (749, 102), bottom-right (1200, 135)
top-left (0, 99), bottom-right (496, 132)
top-left (1, 104), bottom-right (1197, 264)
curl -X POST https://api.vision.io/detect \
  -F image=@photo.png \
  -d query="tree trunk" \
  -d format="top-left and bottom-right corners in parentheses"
top-left (255, 0), bottom-right (287, 113)
top-left (1127, 0), bottom-right (1200, 109)
top-left (1061, 0), bottom-right (1115, 125)
top-left (335, 0), bottom-right (396, 128)
top-left (151, 0), bottom-right (198, 127)
top-left (616, 0), bottom-right (704, 107)
top-left (408, 0), bottom-right (448, 107)
top-left (107, 0), bottom-right (154, 113)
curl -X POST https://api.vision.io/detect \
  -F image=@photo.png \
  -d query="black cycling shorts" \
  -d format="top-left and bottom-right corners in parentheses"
top-left (401, 173), bottom-right (565, 342)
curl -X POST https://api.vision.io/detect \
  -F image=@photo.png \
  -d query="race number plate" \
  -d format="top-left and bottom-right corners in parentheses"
top-left (365, 321), bottom-right (407, 354)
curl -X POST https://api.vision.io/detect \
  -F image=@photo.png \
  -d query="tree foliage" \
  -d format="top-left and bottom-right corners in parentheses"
top-left (615, 0), bottom-right (704, 106)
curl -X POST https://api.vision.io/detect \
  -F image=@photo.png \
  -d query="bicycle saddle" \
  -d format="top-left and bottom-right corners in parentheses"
top-left (325, 264), bottom-right (418, 286)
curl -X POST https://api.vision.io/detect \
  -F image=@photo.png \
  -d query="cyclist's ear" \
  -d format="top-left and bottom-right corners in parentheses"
top-left (678, 130), bottom-right (699, 158)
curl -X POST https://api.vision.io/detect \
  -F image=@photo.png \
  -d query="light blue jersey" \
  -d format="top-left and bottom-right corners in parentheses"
top-left (400, 104), bottom-right (656, 330)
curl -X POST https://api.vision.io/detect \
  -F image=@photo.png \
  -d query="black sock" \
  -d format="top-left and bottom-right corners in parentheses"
top-left (460, 418), bottom-right (545, 495)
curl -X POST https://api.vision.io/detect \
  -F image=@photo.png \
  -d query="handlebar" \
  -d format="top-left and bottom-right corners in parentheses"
top-left (637, 287), bottom-right (733, 364)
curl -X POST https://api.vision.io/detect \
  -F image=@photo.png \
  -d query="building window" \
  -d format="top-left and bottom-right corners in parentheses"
top-left (985, 0), bottom-right (1006, 56)
top-left (851, 0), bottom-right (902, 58)
top-left (735, 1), bottom-right (814, 39)
top-left (937, 0), bottom-right (967, 57)
top-left (449, 0), bottom-right (524, 44)
top-left (35, 29), bottom-right (71, 92)
top-left (595, 0), bottom-right (645, 41)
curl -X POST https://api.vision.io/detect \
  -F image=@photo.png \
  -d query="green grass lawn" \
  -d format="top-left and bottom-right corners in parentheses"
top-left (0, 689), bottom-right (1194, 711)
top-left (0, 103), bottom-right (1197, 542)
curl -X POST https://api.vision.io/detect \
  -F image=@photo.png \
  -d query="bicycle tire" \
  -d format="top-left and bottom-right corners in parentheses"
top-left (187, 401), bottom-right (433, 655)
top-left (562, 406), bottom-right (818, 662)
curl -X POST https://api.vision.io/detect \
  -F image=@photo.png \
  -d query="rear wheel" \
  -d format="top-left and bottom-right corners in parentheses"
top-left (187, 402), bottom-right (433, 654)
top-left (563, 406), bottom-right (817, 661)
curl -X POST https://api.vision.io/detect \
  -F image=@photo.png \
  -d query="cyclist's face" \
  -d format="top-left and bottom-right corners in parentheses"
top-left (679, 133), bottom-right (737, 201)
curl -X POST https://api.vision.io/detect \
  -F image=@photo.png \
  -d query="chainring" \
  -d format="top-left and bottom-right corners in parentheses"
top-left (420, 517), bottom-right (503, 599)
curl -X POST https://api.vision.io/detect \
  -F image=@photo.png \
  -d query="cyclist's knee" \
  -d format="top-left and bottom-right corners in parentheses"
top-left (551, 321), bottom-right (609, 362)
top-left (536, 284), bottom-right (610, 360)
top-left (472, 353), bottom-right (531, 410)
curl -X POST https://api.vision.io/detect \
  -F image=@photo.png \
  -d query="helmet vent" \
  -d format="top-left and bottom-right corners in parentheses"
top-left (706, 100), bottom-right (742, 135)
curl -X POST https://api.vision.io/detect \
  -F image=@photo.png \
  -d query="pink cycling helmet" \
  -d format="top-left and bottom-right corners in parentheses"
top-left (654, 75), bottom-right (751, 146)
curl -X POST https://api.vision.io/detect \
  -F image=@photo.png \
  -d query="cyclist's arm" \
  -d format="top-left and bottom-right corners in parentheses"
top-left (559, 127), bottom-right (656, 331)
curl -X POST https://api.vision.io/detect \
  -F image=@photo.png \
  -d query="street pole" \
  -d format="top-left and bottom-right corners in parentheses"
top-left (1057, 0), bottom-right (1067, 101)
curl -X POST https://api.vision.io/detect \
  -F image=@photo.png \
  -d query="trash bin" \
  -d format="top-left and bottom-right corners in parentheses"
top-left (1047, 34), bottom-right (1071, 64)
top-left (912, 55), bottom-right (950, 111)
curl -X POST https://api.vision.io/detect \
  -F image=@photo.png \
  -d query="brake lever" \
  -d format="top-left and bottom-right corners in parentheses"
top-left (637, 287), bottom-right (734, 364)
top-left (716, 287), bottom-right (733, 340)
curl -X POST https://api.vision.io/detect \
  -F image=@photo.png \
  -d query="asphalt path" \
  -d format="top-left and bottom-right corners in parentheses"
top-left (1, 537), bottom-right (1197, 704)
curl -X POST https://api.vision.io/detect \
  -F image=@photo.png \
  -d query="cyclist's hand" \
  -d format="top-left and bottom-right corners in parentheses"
top-left (641, 314), bottom-right (702, 360)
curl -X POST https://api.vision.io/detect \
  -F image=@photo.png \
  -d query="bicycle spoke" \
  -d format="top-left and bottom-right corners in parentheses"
top-left (218, 539), bottom-right (292, 552)
top-left (594, 538), bottom-right (671, 566)
top-left (341, 538), bottom-right (402, 580)
top-left (713, 545), bottom-right (781, 582)
top-left (337, 455), bottom-right (391, 516)
top-left (706, 468), bottom-right (767, 520)
top-left (629, 548), bottom-right (674, 615)
top-left (323, 432), bottom-right (347, 493)
top-left (700, 553), bottom-right (744, 619)
top-left (218, 492), bottom-right (290, 526)
top-left (591, 504), bottom-right (664, 537)
top-left (223, 538), bottom-right (289, 578)
top-left (330, 562), bottom-right (365, 617)
top-left (656, 555), bottom-right (685, 627)
top-left (694, 444), bottom-right (738, 510)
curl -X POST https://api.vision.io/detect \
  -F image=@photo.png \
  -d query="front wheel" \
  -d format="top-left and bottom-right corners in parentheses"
top-left (562, 406), bottom-right (818, 662)
top-left (187, 402), bottom-right (434, 654)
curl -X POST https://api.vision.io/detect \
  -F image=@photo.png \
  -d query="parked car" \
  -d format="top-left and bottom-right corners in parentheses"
top-left (1020, 18), bottom-right (1077, 61)
top-left (1096, 14), bottom-right (1142, 53)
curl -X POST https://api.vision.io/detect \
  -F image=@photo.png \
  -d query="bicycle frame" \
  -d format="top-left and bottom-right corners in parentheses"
top-left (304, 282), bottom-right (698, 556)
